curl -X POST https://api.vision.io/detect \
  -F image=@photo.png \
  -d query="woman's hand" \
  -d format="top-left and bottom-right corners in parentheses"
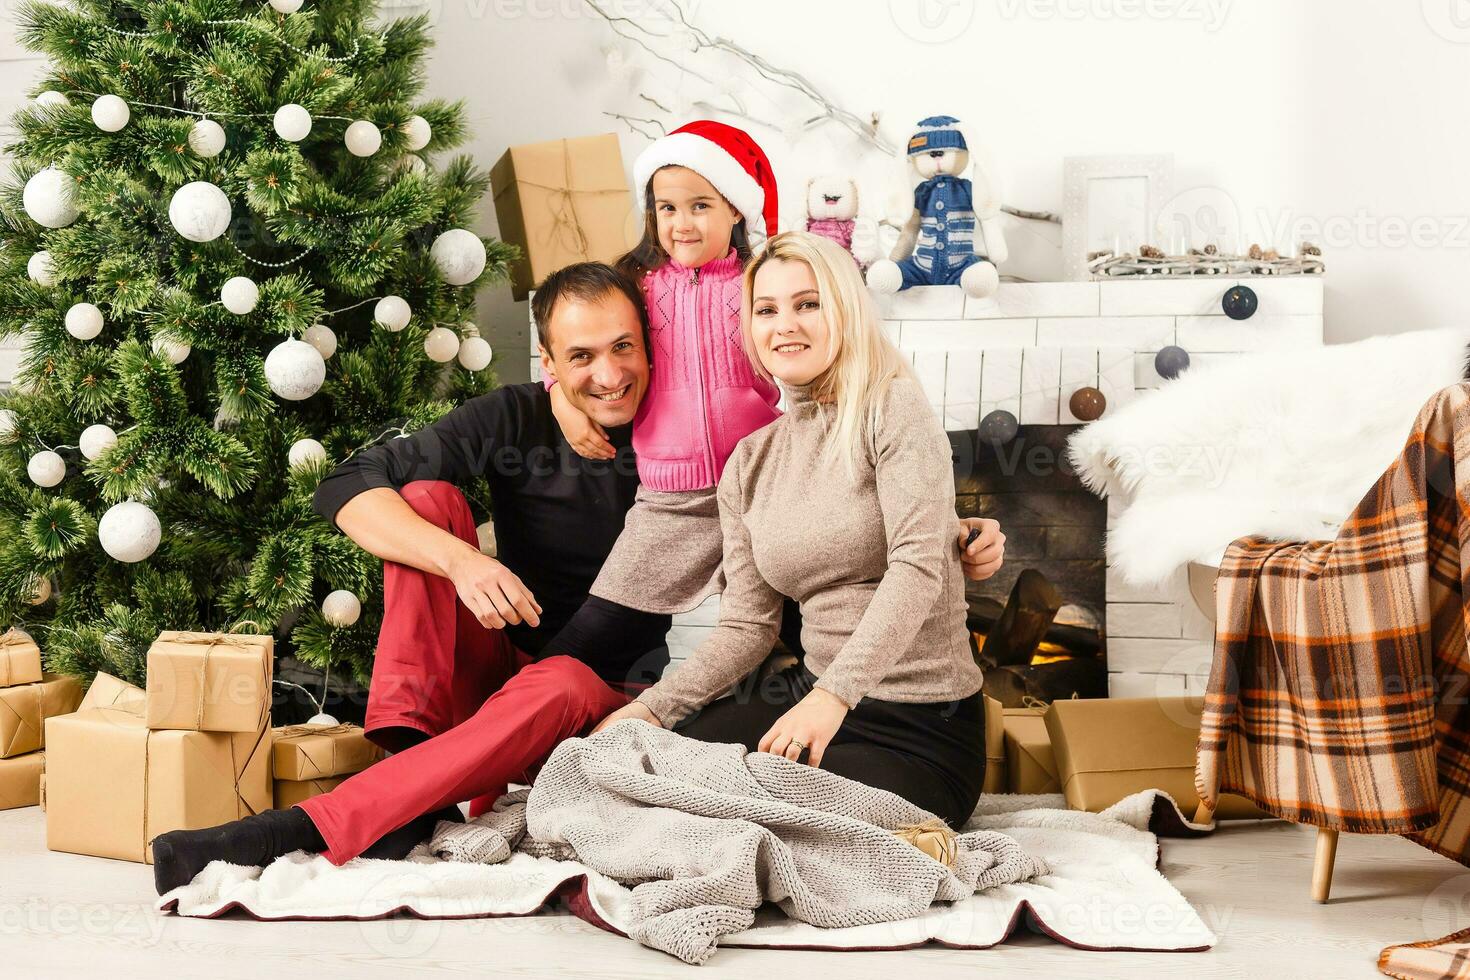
top-left (444, 547), bottom-right (542, 630)
top-left (592, 700), bottom-right (663, 735)
top-left (550, 381), bottom-right (616, 461)
top-left (958, 517), bottom-right (1005, 581)
top-left (759, 687), bottom-right (850, 767)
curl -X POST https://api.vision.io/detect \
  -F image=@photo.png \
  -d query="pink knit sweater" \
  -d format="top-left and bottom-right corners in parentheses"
top-left (632, 250), bottom-right (780, 492)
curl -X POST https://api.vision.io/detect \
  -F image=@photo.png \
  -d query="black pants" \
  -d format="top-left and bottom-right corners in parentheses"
top-left (674, 664), bottom-right (987, 827)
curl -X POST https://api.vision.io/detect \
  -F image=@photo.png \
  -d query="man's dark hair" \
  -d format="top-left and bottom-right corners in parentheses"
top-left (531, 261), bottom-right (651, 359)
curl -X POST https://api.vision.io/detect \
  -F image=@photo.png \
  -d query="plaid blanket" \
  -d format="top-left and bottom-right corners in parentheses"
top-left (1196, 383), bottom-right (1470, 864)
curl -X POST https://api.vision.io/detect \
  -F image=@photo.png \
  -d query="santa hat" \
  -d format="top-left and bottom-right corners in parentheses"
top-left (632, 120), bottom-right (779, 237)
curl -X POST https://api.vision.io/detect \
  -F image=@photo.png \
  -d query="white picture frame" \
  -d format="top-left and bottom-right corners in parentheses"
top-left (1061, 154), bottom-right (1174, 281)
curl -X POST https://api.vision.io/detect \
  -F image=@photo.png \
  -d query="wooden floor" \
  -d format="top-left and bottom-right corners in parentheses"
top-left (4, 806), bottom-right (1467, 979)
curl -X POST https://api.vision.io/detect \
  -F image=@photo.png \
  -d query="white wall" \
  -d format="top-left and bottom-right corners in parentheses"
top-left (5, 0), bottom-right (1469, 379)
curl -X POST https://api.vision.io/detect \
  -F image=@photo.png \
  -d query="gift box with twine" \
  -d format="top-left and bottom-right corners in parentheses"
top-left (0, 630), bottom-right (42, 688)
top-left (1003, 706), bottom-right (1059, 794)
top-left (0, 673), bottom-right (82, 759)
top-left (491, 133), bottom-right (635, 301)
top-left (0, 750), bottom-right (43, 811)
top-left (44, 700), bottom-right (272, 864)
top-left (1045, 696), bottom-right (1267, 819)
top-left (80, 671), bottom-right (146, 712)
top-left (145, 630), bottom-right (273, 734)
top-left (272, 722), bottom-right (383, 782)
top-left (274, 775), bottom-right (347, 809)
top-left (982, 695), bottom-right (1006, 794)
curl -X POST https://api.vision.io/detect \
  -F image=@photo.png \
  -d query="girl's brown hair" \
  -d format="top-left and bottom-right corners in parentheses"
top-left (615, 165), bottom-right (753, 281)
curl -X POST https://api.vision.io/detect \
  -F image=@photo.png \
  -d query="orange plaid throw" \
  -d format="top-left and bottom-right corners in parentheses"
top-left (1197, 383), bottom-right (1470, 864)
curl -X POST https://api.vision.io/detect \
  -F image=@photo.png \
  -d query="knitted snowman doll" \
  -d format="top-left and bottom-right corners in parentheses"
top-left (866, 115), bottom-right (1007, 299)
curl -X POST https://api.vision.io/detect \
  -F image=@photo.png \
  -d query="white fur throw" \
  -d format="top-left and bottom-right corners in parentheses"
top-left (1067, 328), bottom-right (1470, 586)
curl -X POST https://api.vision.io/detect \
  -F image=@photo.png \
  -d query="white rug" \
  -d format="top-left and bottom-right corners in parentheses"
top-left (1067, 327), bottom-right (1470, 585)
top-left (158, 790), bottom-right (1216, 958)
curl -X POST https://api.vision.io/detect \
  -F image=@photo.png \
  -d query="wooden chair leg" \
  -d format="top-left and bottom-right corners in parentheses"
top-left (1312, 828), bottom-right (1339, 903)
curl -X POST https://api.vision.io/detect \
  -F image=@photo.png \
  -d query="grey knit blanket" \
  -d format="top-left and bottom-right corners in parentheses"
top-left (428, 721), bottom-right (1048, 964)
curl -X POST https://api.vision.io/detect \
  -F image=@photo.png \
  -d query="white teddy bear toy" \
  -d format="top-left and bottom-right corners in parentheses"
top-left (804, 174), bottom-right (874, 269)
top-left (866, 115), bottom-right (1007, 299)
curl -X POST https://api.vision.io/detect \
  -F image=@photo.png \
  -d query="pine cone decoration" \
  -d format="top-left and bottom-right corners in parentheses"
top-left (1247, 243), bottom-right (1264, 260)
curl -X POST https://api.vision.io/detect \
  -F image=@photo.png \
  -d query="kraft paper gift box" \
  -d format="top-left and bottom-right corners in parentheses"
top-left (38, 772), bottom-right (45, 812)
top-left (0, 750), bottom-right (44, 810)
top-left (1004, 707), bottom-right (1060, 794)
top-left (274, 775), bottom-right (347, 808)
top-left (491, 133), bottom-right (636, 301)
top-left (982, 695), bottom-right (1006, 794)
top-left (79, 671), bottom-right (145, 712)
top-left (44, 703), bottom-right (272, 864)
top-left (145, 630), bottom-right (273, 733)
top-left (0, 673), bottom-right (82, 759)
top-left (272, 722), bottom-right (383, 781)
top-left (0, 630), bottom-right (43, 688)
top-left (1044, 696), bottom-right (1267, 819)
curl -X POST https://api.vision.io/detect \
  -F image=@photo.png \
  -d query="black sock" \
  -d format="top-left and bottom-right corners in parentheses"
top-left (360, 804), bottom-right (465, 861)
top-left (151, 807), bottom-right (327, 896)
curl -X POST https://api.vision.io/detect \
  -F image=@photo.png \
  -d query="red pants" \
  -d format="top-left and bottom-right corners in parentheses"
top-left (296, 481), bottom-right (631, 865)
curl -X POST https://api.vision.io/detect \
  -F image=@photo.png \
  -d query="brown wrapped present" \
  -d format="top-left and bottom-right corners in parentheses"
top-left (491, 133), bottom-right (636, 301)
top-left (982, 695), bottom-right (1006, 794)
top-left (0, 673), bottom-right (82, 758)
top-left (44, 703), bottom-right (272, 863)
top-left (274, 775), bottom-right (347, 808)
top-left (0, 750), bottom-right (43, 810)
top-left (0, 630), bottom-right (42, 688)
top-left (38, 772), bottom-right (45, 812)
top-left (145, 630), bottom-right (273, 733)
top-left (272, 723), bottom-right (383, 781)
top-left (79, 671), bottom-right (145, 712)
top-left (1004, 707), bottom-right (1059, 794)
top-left (1045, 696), bottom-right (1266, 819)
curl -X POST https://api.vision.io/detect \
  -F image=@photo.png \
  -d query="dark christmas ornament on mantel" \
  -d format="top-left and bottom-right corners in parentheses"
top-left (1222, 284), bottom-right (1258, 320)
top-left (979, 409), bottom-right (1019, 446)
top-left (1068, 386), bottom-right (1107, 422)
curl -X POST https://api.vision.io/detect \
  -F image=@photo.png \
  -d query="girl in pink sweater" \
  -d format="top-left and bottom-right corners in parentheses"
top-left (545, 121), bottom-right (785, 667)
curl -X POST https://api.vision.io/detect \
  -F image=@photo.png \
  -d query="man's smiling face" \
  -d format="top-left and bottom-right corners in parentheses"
top-left (539, 289), bottom-right (651, 429)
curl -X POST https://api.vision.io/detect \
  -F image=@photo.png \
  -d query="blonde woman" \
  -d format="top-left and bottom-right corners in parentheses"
top-left (595, 231), bottom-right (998, 827)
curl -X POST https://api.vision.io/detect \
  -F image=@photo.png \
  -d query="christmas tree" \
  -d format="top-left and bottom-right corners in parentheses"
top-left (0, 0), bottom-right (514, 691)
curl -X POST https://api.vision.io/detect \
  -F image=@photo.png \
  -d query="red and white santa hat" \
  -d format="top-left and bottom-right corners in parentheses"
top-left (632, 120), bottom-right (779, 237)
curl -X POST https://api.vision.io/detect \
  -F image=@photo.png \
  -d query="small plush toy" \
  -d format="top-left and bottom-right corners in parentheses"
top-left (804, 174), bottom-right (863, 267)
top-left (866, 115), bottom-right (1007, 299)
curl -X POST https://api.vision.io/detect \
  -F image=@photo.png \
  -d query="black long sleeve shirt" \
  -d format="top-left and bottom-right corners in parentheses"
top-left (313, 383), bottom-right (663, 669)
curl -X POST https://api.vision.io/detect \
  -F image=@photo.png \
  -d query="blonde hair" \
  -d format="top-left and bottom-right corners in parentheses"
top-left (740, 231), bottom-right (913, 478)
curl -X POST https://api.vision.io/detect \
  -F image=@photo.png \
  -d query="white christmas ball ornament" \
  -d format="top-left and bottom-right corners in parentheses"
top-left (188, 118), bottom-right (227, 158)
top-left (27, 575), bottom-right (51, 605)
top-left (430, 229), bottom-right (487, 286)
top-left (27, 450), bottom-right (65, 488)
top-left (65, 302), bottom-right (104, 340)
top-left (288, 437), bottom-right (327, 470)
top-left (399, 154), bottom-right (426, 175)
top-left (269, 0), bottom-right (304, 12)
top-left (401, 114), bottom-right (432, 151)
top-left (98, 500), bottom-right (161, 563)
top-left (79, 423), bottom-right (118, 460)
top-left (458, 336), bottom-right (493, 372)
top-left (34, 90), bottom-right (69, 108)
top-left (302, 322), bottom-right (337, 359)
top-left (306, 712), bottom-right (339, 725)
top-left (0, 410), bottom-right (16, 442)
top-left (91, 94), bottom-right (130, 132)
top-left (321, 589), bottom-right (361, 627)
top-left (374, 295), bottom-right (411, 331)
top-left (151, 335), bottom-right (191, 364)
top-left (27, 251), bottom-right (55, 286)
top-left (168, 181), bottom-right (232, 242)
top-left (273, 103), bottom-right (312, 142)
top-left (344, 120), bottom-right (381, 157)
top-left (220, 276), bottom-right (259, 314)
top-left (23, 167), bottom-right (79, 228)
top-left (424, 327), bottom-right (460, 363)
top-left (264, 338), bottom-right (326, 401)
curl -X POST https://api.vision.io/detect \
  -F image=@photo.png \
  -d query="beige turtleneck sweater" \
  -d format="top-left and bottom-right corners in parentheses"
top-left (637, 374), bottom-right (984, 727)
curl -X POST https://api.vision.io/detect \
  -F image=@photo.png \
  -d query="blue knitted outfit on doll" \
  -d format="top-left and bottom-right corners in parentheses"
top-left (898, 174), bottom-right (985, 288)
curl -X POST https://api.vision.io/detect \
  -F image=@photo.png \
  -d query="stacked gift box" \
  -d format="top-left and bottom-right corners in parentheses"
top-left (272, 721), bottom-right (384, 807)
top-left (0, 630), bottom-right (81, 811)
